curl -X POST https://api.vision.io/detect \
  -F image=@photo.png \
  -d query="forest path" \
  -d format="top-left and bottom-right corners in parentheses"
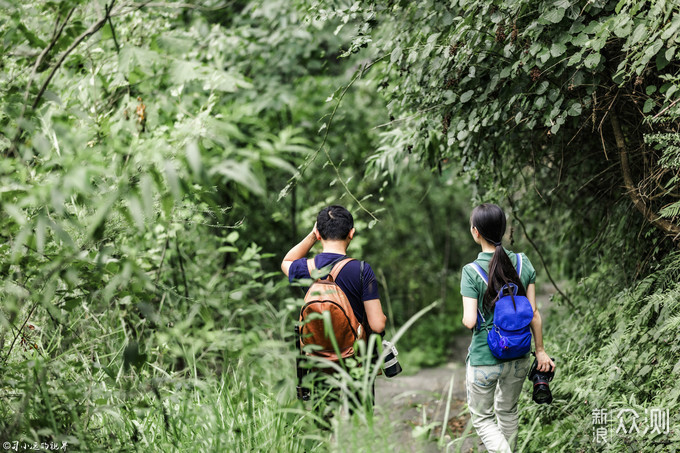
top-left (374, 338), bottom-right (481, 453)
top-left (374, 284), bottom-right (557, 452)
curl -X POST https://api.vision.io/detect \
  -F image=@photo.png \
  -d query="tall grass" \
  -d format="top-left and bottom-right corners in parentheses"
top-left (0, 230), bottom-right (440, 452)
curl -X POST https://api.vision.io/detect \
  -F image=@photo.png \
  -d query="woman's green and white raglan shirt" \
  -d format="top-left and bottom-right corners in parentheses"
top-left (460, 249), bottom-right (536, 366)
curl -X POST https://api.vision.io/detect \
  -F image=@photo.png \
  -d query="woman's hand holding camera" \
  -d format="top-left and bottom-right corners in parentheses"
top-left (535, 349), bottom-right (555, 372)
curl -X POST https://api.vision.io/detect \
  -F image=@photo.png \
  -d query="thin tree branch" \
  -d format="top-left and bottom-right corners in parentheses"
top-left (371, 105), bottom-right (440, 130)
top-left (507, 197), bottom-right (578, 312)
top-left (175, 238), bottom-right (189, 299)
top-left (9, 2), bottom-right (120, 157)
top-left (652, 98), bottom-right (680, 119)
top-left (322, 146), bottom-right (379, 221)
top-left (23, 7), bottom-right (76, 109)
top-left (32, 1), bottom-right (118, 111)
top-left (107, 15), bottom-right (121, 53)
top-left (278, 54), bottom-right (388, 201)
top-left (610, 112), bottom-right (680, 241)
top-left (3, 301), bottom-right (40, 365)
top-left (155, 238), bottom-right (170, 285)
top-left (8, 7), bottom-right (77, 157)
top-left (140, 1), bottom-right (233, 9)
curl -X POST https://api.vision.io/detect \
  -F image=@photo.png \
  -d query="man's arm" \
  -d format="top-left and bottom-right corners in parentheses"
top-left (363, 299), bottom-right (386, 333)
top-left (281, 225), bottom-right (318, 277)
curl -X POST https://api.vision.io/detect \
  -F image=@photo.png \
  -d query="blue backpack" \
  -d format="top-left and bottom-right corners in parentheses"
top-left (469, 255), bottom-right (533, 360)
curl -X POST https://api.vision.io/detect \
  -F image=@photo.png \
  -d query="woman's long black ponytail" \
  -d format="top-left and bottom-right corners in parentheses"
top-left (471, 204), bottom-right (526, 313)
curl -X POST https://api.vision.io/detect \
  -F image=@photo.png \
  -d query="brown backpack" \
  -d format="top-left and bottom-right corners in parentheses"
top-left (298, 257), bottom-right (366, 363)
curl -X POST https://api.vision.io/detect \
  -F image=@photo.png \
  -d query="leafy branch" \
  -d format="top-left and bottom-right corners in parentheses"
top-left (9, 1), bottom-right (121, 156)
top-left (278, 55), bottom-right (388, 219)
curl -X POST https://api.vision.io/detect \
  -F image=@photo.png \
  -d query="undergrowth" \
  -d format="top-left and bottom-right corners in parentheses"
top-left (518, 251), bottom-right (680, 452)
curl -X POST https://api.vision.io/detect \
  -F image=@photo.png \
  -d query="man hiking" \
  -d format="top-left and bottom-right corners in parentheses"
top-left (281, 205), bottom-right (387, 408)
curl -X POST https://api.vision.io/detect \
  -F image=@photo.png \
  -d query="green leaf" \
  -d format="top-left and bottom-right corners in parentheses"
top-left (630, 23), bottom-right (648, 44)
top-left (186, 141), bottom-right (202, 175)
top-left (262, 155), bottom-right (296, 173)
top-left (118, 46), bottom-right (160, 76)
top-left (63, 298), bottom-right (79, 312)
top-left (584, 52), bottom-right (601, 69)
top-left (567, 102), bottom-right (582, 116)
top-left (164, 161), bottom-right (181, 200)
top-left (210, 160), bottom-right (265, 197)
top-left (644, 39), bottom-right (664, 62)
top-left (538, 48), bottom-right (551, 64)
top-left (660, 14), bottom-right (680, 40)
top-left (140, 174), bottom-right (154, 219)
top-left (460, 90), bottom-right (474, 103)
top-left (672, 359), bottom-right (680, 375)
top-left (128, 195), bottom-right (145, 230)
top-left (17, 22), bottom-right (47, 48)
top-left (550, 43), bottom-right (567, 57)
top-left (390, 46), bottom-right (402, 64)
top-left (35, 214), bottom-right (46, 254)
top-left (613, 16), bottom-right (632, 38)
top-left (567, 50), bottom-right (584, 66)
top-left (615, 0), bottom-right (628, 14)
top-left (541, 8), bottom-right (565, 24)
top-left (427, 32), bottom-right (440, 44)
top-left (638, 365), bottom-right (652, 377)
top-left (643, 98), bottom-right (655, 114)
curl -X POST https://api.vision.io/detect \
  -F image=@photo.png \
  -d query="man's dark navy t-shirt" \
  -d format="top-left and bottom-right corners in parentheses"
top-left (288, 253), bottom-right (380, 328)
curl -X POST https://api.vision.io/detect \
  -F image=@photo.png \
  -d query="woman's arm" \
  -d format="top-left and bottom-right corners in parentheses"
top-left (527, 283), bottom-right (555, 372)
top-left (462, 296), bottom-right (478, 330)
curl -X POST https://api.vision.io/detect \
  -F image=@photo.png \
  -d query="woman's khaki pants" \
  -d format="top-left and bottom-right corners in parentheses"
top-left (466, 357), bottom-right (531, 453)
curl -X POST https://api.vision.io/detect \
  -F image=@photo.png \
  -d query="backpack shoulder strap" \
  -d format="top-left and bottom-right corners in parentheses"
top-left (307, 258), bottom-right (315, 277)
top-left (470, 261), bottom-right (489, 286)
top-left (515, 253), bottom-right (523, 278)
top-left (360, 261), bottom-right (365, 296)
top-left (329, 258), bottom-right (354, 282)
top-left (468, 262), bottom-right (490, 331)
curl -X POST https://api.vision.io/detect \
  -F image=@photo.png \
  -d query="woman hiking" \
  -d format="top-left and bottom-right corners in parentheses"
top-left (460, 203), bottom-right (555, 453)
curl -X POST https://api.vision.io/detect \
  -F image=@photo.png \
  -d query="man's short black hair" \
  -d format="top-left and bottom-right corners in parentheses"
top-left (316, 205), bottom-right (354, 240)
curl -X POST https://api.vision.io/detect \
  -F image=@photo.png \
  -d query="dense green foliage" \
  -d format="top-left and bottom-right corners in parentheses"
top-left (0, 0), bottom-right (471, 450)
top-left (518, 251), bottom-right (680, 452)
top-left (308, 0), bottom-right (680, 451)
top-left (1, 0), bottom-right (679, 451)
top-left (314, 0), bottom-right (680, 261)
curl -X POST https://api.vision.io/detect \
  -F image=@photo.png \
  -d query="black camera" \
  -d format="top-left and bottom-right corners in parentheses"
top-left (527, 356), bottom-right (555, 404)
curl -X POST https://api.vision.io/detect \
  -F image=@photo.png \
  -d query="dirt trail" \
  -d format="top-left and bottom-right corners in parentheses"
top-left (374, 286), bottom-right (557, 452)
top-left (374, 342), bottom-right (482, 453)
